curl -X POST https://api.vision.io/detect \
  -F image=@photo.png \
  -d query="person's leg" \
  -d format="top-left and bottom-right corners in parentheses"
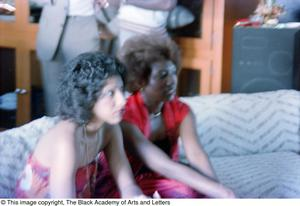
top-left (41, 16), bottom-right (100, 116)
top-left (40, 54), bottom-right (64, 116)
top-left (60, 16), bottom-right (100, 62)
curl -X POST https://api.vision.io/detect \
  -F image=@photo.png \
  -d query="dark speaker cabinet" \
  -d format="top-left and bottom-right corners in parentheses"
top-left (231, 27), bottom-right (300, 93)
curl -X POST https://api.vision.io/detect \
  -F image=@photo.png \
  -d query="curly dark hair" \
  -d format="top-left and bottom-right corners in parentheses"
top-left (118, 34), bottom-right (181, 93)
top-left (57, 51), bottom-right (126, 124)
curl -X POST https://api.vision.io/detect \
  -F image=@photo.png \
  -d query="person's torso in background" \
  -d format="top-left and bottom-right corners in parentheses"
top-left (68, 0), bottom-right (94, 16)
top-left (118, 5), bottom-right (169, 28)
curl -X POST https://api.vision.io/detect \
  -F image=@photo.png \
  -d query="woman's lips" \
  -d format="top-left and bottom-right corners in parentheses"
top-left (113, 109), bottom-right (124, 117)
top-left (166, 87), bottom-right (176, 95)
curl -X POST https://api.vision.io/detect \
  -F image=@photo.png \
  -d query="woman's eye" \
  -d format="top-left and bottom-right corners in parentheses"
top-left (171, 68), bottom-right (177, 75)
top-left (101, 90), bottom-right (114, 98)
top-left (106, 90), bottom-right (114, 97)
top-left (160, 71), bottom-right (168, 79)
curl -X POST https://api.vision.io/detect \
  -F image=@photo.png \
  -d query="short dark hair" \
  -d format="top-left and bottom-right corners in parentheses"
top-left (118, 34), bottom-right (180, 93)
top-left (57, 51), bottom-right (126, 124)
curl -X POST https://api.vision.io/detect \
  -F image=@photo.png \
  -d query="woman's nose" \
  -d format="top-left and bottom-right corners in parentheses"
top-left (115, 89), bottom-right (126, 108)
top-left (166, 74), bottom-right (175, 86)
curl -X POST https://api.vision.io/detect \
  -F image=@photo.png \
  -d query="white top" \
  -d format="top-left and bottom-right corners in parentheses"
top-left (117, 4), bottom-right (169, 46)
top-left (118, 5), bottom-right (169, 28)
top-left (68, 0), bottom-right (94, 16)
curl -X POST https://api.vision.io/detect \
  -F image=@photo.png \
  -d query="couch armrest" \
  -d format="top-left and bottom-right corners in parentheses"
top-left (0, 116), bottom-right (59, 197)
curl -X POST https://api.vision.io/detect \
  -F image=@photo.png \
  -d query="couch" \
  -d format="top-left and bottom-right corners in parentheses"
top-left (1, 89), bottom-right (300, 198)
top-left (180, 89), bottom-right (300, 198)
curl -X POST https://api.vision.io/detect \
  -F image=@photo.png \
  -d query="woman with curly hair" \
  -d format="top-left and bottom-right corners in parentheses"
top-left (15, 52), bottom-right (145, 198)
top-left (96, 35), bottom-right (236, 198)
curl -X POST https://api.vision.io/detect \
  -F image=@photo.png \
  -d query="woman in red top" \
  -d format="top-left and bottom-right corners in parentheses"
top-left (96, 35), bottom-right (235, 198)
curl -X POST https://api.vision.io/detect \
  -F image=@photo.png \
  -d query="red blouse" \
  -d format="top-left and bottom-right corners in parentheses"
top-left (95, 92), bottom-right (196, 198)
top-left (123, 91), bottom-right (190, 173)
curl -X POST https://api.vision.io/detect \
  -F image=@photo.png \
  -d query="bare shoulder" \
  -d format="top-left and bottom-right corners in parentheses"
top-left (103, 123), bottom-right (122, 136)
top-left (102, 123), bottom-right (122, 142)
top-left (34, 120), bottom-right (77, 165)
top-left (47, 120), bottom-right (76, 145)
top-left (120, 121), bottom-right (141, 138)
top-left (181, 110), bottom-right (196, 128)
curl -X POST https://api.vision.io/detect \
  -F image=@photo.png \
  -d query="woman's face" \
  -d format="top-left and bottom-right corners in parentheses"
top-left (92, 75), bottom-right (125, 124)
top-left (145, 60), bottom-right (177, 101)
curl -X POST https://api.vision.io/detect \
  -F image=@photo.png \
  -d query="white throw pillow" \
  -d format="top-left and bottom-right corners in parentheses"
top-left (167, 5), bottom-right (195, 29)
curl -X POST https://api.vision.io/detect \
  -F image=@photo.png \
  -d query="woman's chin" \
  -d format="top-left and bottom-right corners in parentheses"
top-left (105, 115), bottom-right (122, 125)
top-left (107, 119), bottom-right (121, 125)
top-left (114, 115), bottom-right (124, 124)
top-left (164, 92), bottom-right (176, 101)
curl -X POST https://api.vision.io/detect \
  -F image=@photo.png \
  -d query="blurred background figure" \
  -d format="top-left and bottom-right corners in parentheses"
top-left (34, 0), bottom-right (109, 116)
top-left (0, 0), bottom-right (15, 15)
top-left (106, 0), bottom-right (177, 47)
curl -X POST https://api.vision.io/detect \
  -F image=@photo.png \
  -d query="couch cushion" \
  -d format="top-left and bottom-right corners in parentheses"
top-left (211, 152), bottom-right (300, 198)
top-left (0, 116), bottom-right (59, 197)
top-left (181, 90), bottom-right (300, 157)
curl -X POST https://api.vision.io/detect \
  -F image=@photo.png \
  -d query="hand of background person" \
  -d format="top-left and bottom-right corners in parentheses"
top-left (94, 0), bottom-right (110, 8)
top-left (0, 2), bottom-right (15, 15)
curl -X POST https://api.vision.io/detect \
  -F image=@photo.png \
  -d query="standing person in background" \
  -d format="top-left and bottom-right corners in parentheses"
top-left (107, 0), bottom-right (177, 47)
top-left (35, 0), bottom-right (109, 116)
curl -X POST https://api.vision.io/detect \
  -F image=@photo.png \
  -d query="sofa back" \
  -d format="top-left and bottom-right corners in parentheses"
top-left (0, 116), bottom-right (59, 197)
top-left (181, 90), bottom-right (300, 157)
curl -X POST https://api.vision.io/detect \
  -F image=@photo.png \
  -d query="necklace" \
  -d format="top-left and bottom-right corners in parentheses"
top-left (141, 92), bottom-right (163, 119)
top-left (150, 111), bottom-right (161, 119)
top-left (79, 125), bottom-right (99, 197)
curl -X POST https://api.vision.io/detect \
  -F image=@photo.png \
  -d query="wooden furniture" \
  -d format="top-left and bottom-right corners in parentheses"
top-left (0, 0), bottom-right (258, 125)
top-left (0, 0), bottom-right (38, 125)
top-left (176, 0), bottom-right (258, 95)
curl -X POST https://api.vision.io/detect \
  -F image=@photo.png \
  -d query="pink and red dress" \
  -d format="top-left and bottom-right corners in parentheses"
top-left (15, 154), bottom-right (99, 198)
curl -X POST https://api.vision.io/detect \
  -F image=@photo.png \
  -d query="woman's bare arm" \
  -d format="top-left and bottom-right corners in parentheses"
top-left (121, 122), bottom-right (235, 198)
top-left (104, 124), bottom-right (144, 198)
top-left (49, 132), bottom-right (77, 198)
top-left (180, 111), bottom-right (217, 179)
